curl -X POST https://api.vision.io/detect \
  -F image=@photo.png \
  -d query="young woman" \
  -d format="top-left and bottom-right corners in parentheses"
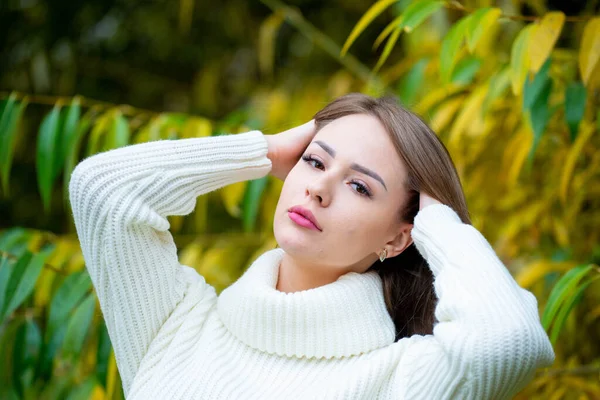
top-left (69, 93), bottom-right (555, 399)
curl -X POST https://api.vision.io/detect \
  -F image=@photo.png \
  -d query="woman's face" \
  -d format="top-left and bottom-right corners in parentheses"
top-left (273, 113), bottom-right (413, 274)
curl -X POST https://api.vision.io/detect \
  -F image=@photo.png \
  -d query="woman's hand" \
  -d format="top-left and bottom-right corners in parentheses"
top-left (419, 192), bottom-right (443, 211)
top-left (265, 119), bottom-right (317, 181)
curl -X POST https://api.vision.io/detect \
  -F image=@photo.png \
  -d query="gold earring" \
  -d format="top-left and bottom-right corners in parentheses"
top-left (379, 248), bottom-right (387, 262)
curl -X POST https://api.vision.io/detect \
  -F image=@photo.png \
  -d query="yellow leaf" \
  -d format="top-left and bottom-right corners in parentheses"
top-left (529, 12), bottom-right (565, 74)
top-left (552, 217), bottom-right (570, 247)
top-left (261, 177), bottom-right (283, 230)
top-left (548, 387), bottom-right (568, 400)
top-left (341, 0), bottom-right (399, 56)
top-left (579, 17), bottom-right (600, 86)
top-left (90, 385), bottom-right (106, 400)
top-left (560, 121), bottom-right (595, 204)
top-left (327, 70), bottom-right (353, 98)
top-left (413, 84), bottom-right (464, 115)
top-left (448, 84), bottom-right (488, 148)
top-left (179, 241), bottom-right (204, 269)
top-left (466, 7), bottom-right (502, 53)
top-left (374, 26), bottom-right (402, 73)
top-left (198, 244), bottom-right (248, 293)
top-left (515, 260), bottom-right (575, 288)
top-left (266, 90), bottom-right (290, 127)
top-left (259, 13), bottom-right (285, 78)
top-left (220, 181), bottom-right (247, 218)
top-left (507, 127), bottom-right (533, 186)
top-left (106, 349), bottom-right (119, 399)
top-left (511, 24), bottom-right (537, 95)
top-left (430, 96), bottom-right (464, 132)
top-left (181, 117), bottom-right (212, 138)
top-left (194, 195), bottom-right (208, 232)
top-left (178, 0), bottom-right (194, 36)
top-left (373, 15), bottom-right (403, 51)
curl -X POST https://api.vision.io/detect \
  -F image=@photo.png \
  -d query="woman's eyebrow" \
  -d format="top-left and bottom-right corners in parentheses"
top-left (313, 140), bottom-right (387, 191)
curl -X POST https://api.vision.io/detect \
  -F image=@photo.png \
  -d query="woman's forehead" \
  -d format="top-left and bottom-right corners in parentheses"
top-left (312, 115), bottom-right (406, 188)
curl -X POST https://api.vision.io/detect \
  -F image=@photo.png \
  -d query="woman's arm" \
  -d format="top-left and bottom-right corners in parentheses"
top-left (68, 130), bottom-right (272, 396)
top-left (393, 204), bottom-right (555, 400)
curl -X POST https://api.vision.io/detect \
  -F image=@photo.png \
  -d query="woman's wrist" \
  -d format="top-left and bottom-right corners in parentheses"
top-left (264, 135), bottom-right (281, 179)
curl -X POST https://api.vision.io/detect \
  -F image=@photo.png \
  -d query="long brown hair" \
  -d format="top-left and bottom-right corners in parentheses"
top-left (312, 93), bottom-right (471, 341)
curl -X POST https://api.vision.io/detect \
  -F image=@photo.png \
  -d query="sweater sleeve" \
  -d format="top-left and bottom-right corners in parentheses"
top-left (392, 204), bottom-right (555, 400)
top-left (68, 130), bottom-right (272, 396)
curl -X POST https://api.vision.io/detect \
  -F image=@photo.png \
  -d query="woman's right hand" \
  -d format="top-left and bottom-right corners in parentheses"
top-left (265, 119), bottom-right (317, 181)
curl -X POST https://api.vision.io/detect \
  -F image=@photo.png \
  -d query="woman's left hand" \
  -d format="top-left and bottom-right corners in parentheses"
top-left (419, 192), bottom-right (442, 211)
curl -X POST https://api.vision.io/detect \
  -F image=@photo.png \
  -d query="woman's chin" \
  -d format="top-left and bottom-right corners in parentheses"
top-left (274, 226), bottom-right (320, 254)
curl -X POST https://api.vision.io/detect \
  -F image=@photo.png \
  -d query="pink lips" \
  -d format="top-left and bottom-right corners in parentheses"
top-left (288, 206), bottom-right (322, 231)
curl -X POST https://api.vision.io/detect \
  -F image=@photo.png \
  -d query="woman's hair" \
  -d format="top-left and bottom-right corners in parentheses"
top-left (312, 93), bottom-right (471, 341)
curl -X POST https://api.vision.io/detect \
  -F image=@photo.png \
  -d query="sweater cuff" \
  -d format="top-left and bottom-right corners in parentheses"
top-left (411, 204), bottom-right (463, 277)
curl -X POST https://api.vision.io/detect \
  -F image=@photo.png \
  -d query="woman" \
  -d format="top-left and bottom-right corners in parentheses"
top-left (69, 93), bottom-right (555, 399)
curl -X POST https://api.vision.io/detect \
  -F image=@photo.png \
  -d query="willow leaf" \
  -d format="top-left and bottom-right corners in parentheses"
top-left (541, 264), bottom-right (594, 330)
top-left (341, 0), bottom-right (398, 56)
top-left (36, 105), bottom-right (62, 213)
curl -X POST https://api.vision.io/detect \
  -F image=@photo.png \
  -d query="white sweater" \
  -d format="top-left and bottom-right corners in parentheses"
top-left (68, 130), bottom-right (555, 399)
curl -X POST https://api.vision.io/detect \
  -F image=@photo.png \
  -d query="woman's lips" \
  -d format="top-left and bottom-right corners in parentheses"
top-left (288, 211), bottom-right (321, 231)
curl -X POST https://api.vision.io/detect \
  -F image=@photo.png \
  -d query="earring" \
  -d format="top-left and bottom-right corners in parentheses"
top-left (379, 248), bottom-right (387, 262)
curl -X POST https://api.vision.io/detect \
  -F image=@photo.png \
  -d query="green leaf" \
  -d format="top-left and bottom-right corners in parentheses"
top-left (1, 251), bottom-right (33, 322)
top-left (61, 293), bottom-right (96, 359)
top-left (523, 59), bottom-right (552, 163)
top-left (13, 317), bottom-right (42, 394)
top-left (0, 317), bottom-right (21, 388)
top-left (341, 0), bottom-right (399, 56)
top-left (47, 270), bottom-right (92, 340)
top-left (56, 99), bottom-right (81, 178)
top-left (549, 276), bottom-right (597, 345)
top-left (399, 0), bottom-right (444, 33)
top-left (541, 264), bottom-right (594, 330)
top-left (104, 112), bottom-right (130, 150)
top-left (0, 227), bottom-right (30, 256)
top-left (65, 376), bottom-right (98, 400)
top-left (1, 246), bottom-right (54, 323)
top-left (373, 25), bottom-right (402, 73)
top-left (482, 66), bottom-right (511, 115)
top-left (440, 16), bottom-right (470, 83)
top-left (451, 56), bottom-right (482, 85)
top-left (0, 94), bottom-right (17, 140)
top-left (38, 323), bottom-right (67, 380)
top-left (0, 254), bottom-right (12, 322)
top-left (36, 105), bottom-right (62, 214)
top-left (242, 176), bottom-right (269, 232)
top-left (523, 59), bottom-right (551, 111)
top-left (0, 97), bottom-right (28, 196)
top-left (564, 82), bottom-right (587, 142)
top-left (397, 58), bottom-right (428, 106)
top-left (511, 24), bottom-right (535, 95)
top-left (63, 110), bottom-right (92, 209)
top-left (96, 321), bottom-right (112, 387)
top-left (466, 7), bottom-right (502, 53)
top-left (526, 79), bottom-right (551, 163)
top-left (86, 111), bottom-right (112, 157)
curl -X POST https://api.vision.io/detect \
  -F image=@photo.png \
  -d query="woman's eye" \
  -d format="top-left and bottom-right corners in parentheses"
top-left (302, 154), bottom-right (372, 198)
top-left (350, 182), bottom-right (372, 197)
top-left (302, 155), bottom-right (324, 170)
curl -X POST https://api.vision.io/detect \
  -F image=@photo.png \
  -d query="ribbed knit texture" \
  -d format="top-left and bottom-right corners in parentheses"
top-left (68, 130), bottom-right (555, 399)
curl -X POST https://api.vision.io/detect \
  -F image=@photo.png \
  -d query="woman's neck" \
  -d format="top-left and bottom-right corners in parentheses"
top-left (276, 253), bottom-right (343, 293)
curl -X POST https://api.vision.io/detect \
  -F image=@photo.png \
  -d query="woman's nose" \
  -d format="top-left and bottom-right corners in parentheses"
top-left (306, 178), bottom-right (330, 206)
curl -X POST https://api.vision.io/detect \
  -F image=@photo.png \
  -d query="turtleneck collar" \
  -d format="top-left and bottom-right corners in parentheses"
top-left (217, 248), bottom-right (396, 359)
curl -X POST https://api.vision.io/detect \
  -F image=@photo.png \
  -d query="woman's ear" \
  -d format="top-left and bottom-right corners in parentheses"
top-left (385, 223), bottom-right (414, 258)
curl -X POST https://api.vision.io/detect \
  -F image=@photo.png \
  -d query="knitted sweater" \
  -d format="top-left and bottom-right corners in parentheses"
top-left (68, 129), bottom-right (555, 399)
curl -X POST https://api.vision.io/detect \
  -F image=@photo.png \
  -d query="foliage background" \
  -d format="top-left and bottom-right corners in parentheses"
top-left (0, 0), bottom-right (599, 398)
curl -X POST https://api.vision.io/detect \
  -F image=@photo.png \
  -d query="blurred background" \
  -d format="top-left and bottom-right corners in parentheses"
top-left (0, 0), bottom-right (599, 398)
